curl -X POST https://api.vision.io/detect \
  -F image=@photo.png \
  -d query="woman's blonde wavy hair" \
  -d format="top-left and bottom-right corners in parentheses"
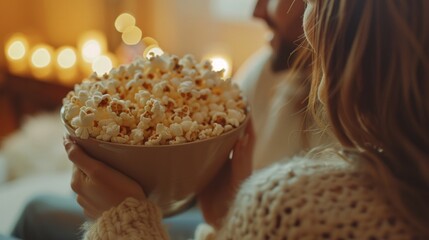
top-left (303, 0), bottom-right (429, 236)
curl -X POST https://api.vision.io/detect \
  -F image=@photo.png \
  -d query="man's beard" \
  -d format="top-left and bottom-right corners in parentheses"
top-left (270, 37), bottom-right (297, 73)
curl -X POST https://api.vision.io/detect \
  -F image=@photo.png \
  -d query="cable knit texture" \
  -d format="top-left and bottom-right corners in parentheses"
top-left (83, 156), bottom-right (418, 240)
top-left (217, 156), bottom-right (416, 240)
top-left (83, 198), bottom-right (168, 240)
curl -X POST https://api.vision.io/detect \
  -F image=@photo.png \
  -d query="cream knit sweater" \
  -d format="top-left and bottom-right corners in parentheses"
top-left (83, 157), bottom-right (416, 240)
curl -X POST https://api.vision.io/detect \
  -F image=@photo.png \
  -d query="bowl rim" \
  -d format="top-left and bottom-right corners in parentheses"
top-left (60, 106), bottom-right (249, 148)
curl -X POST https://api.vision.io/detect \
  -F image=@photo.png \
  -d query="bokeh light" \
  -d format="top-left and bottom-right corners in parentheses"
top-left (7, 42), bottom-right (26, 60)
top-left (142, 37), bottom-right (158, 47)
top-left (115, 13), bottom-right (136, 33)
top-left (209, 56), bottom-right (230, 78)
top-left (5, 34), bottom-right (29, 61)
top-left (77, 31), bottom-right (107, 63)
top-left (92, 55), bottom-right (113, 76)
top-left (121, 26), bottom-right (142, 45)
top-left (81, 40), bottom-right (102, 63)
top-left (144, 45), bottom-right (164, 59)
top-left (56, 47), bottom-right (77, 69)
top-left (31, 45), bottom-right (52, 68)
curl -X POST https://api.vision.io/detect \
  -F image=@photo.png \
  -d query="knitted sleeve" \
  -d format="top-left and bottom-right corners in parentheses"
top-left (83, 197), bottom-right (169, 240)
top-left (216, 157), bottom-right (415, 240)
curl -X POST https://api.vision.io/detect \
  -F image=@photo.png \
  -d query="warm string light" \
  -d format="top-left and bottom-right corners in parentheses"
top-left (115, 13), bottom-right (142, 46)
top-left (77, 30), bottom-right (108, 75)
top-left (144, 45), bottom-right (164, 59)
top-left (142, 37), bottom-right (158, 47)
top-left (114, 14), bottom-right (165, 60)
top-left (81, 40), bottom-right (102, 63)
top-left (92, 56), bottom-right (112, 76)
top-left (122, 26), bottom-right (142, 45)
top-left (4, 34), bottom-right (29, 74)
top-left (142, 37), bottom-right (164, 59)
top-left (3, 30), bottom-right (118, 81)
top-left (56, 47), bottom-right (77, 69)
top-left (115, 13), bottom-right (136, 32)
top-left (4, 24), bottom-right (231, 83)
top-left (205, 55), bottom-right (232, 79)
top-left (78, 31), bottom-right (107, 63)
top-left (3, 31), bottom-right (107, 82)
top-left (29, 44), bottom-right (54, 79)
top-left (55, 46), bottom-right (78, 85)
top-left (210, 57), bottom-right (228, 72)
top-left (7, 41), bottom-right (26, 60)
top-left (31, 47), bottom-right (51, 68)
top-left (92, 53), bottom-right (117, 76)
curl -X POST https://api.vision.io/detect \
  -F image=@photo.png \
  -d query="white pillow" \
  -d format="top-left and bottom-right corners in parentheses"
top-left (0, 111), bottom-right (72, 181)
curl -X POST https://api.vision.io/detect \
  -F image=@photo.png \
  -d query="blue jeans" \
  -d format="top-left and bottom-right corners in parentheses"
top-left (12, 194), bottom-right (204, 240)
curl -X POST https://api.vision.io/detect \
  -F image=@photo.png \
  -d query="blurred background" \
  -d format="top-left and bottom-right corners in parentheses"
top-left (0, 0), bottom-right (268, 235)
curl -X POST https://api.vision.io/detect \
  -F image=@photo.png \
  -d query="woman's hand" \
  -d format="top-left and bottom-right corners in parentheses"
top-left (64, 136), bottom-right (146, 220)
top-left (197, 120), bottom-right (255, 229)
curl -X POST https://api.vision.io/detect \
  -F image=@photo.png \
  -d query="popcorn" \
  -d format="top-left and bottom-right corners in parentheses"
top-left (212, 123), bottom-right (224, 137)
top-left (62, 53), bottom-right (247, 145)
top-left (169, 123), bottom-right (183, 137)
top-left (130, 128), bottom-right (145, 145)
top-left (97, 120), bottom-right (120, 141)
top-left (63, 104), bottom-right (80, 121)
top-left (71, 106), bottom-right (96, 139)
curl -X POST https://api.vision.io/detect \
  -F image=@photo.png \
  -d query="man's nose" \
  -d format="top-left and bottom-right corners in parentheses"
top-left (253, 0), bottom-right (270, 20)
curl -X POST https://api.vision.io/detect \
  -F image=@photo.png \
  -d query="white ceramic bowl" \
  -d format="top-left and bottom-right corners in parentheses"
top-left (61, 107), bottom-right (248, 216)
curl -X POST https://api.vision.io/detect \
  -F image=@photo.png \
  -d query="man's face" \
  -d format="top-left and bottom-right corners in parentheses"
top-left (253, 0), bottom-right (305, 70)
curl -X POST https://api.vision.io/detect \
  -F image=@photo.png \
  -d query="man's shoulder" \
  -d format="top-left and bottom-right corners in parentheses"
top-left (233, 46), bottom-right (273, 88)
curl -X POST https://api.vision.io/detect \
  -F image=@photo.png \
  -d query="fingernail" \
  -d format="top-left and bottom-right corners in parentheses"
top-left (63, 134), bottom-right (76, 144)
